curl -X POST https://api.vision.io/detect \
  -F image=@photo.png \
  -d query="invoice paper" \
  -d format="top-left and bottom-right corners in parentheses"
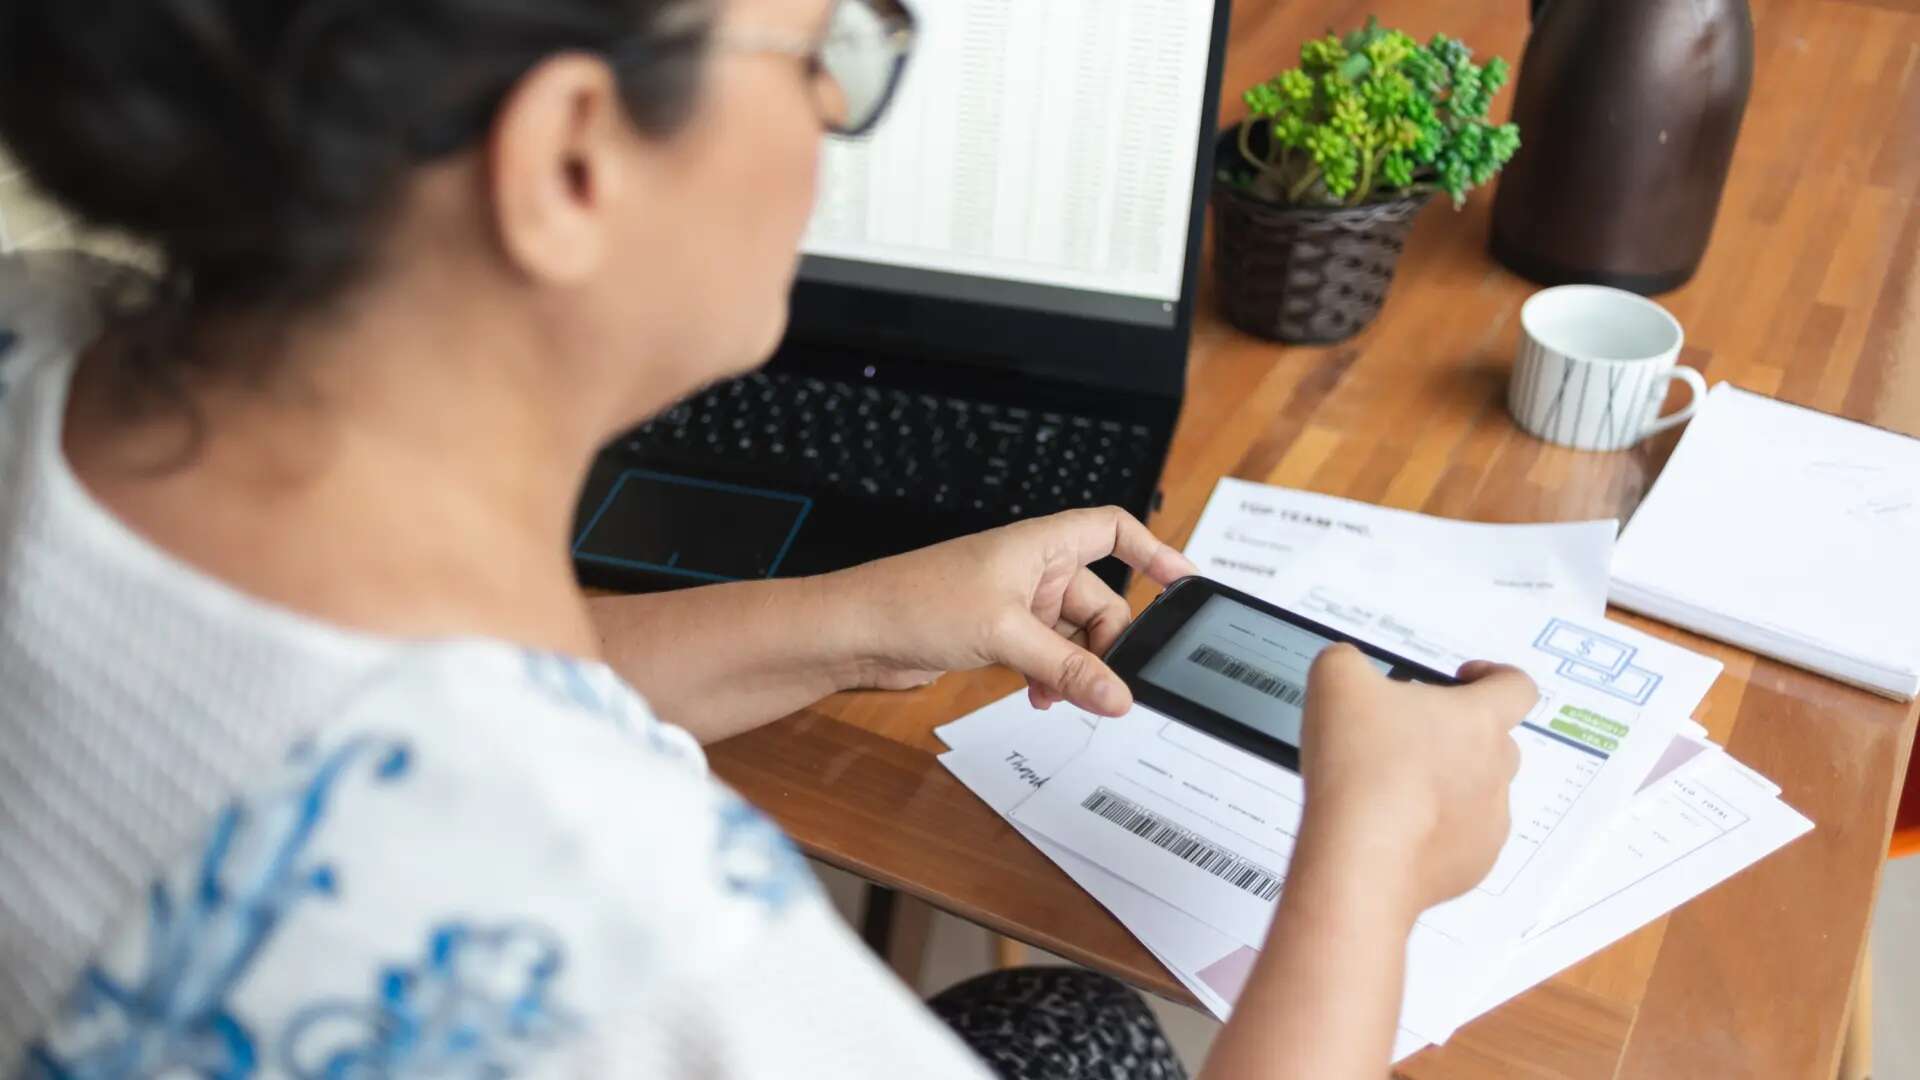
top-left (937, 479), bottom-right (1723, 1041)
top-left (1019, 552), bottom-right (1721, 986)
top-left (941, 700), bottom-right (1806, 1063)
top-left (1008, 683), bottom-right (1680, 1040)
top-left (1182, 480), bottom-right (1715, 717)
top-left (930, 470), bottom-right (1736, 1046)
top-left (1473, 748), bottom-right (1813, 1016)
top-left (942, 702), bottom-right (1797, 1054)
top-left (936, 701), bottom-right (1434, 1064)
top-left (1182, 478), bottom-right (1617, 640)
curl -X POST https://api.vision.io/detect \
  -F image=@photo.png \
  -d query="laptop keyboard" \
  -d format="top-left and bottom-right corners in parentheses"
top-left (619, 371), bottom-right (1159, 518)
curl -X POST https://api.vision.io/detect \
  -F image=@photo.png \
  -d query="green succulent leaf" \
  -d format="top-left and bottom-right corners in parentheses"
top-left (1381, 151), bottom-right (1415, 189)
top-left (1300, 33), bottom-right (1348, 69)
top-left (1278, 69), bottom-right (1314, 107)
top-left (1273, 113), bottom-right (1311, 148)
top-left (1243, 80), bottom-right (1283, 118)
top-left (1484, 55), bottom-right (1511, 94)
top-left (1228, 17), bottom-right (1519, 208)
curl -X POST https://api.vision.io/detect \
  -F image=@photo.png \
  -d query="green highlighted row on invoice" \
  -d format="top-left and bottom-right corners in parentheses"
top-left (1549, 707), bottom-right (1624, 753)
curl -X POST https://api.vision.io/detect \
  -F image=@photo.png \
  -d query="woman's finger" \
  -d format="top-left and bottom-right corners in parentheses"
top-left (1026, 618), bottom-right (1089, 709)
top-left (1048, 506), bottom-right (1197, 585)
top-left (1050, 616), bottom-right (1086, 643)
top-left (1028, 683), bottom-right (1061, 709)
top-left (1453, 661), bottom-right (1539, 728)
top-left (1025, 620), bottom-right (1078, 710)
top-left (1060, 568), bottom-right (1133, 658)
top-left (996, 612), bottom-right (1133, 716)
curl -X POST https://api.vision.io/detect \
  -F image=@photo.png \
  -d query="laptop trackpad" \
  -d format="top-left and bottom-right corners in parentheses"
top-left (573, 469), bottom-right (813, 583)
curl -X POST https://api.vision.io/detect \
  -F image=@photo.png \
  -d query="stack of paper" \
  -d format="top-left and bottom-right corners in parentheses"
top-left (934, 478), bottom-right (1813, 1062)
top-left (1611, 383), bottom-right (1920, 700)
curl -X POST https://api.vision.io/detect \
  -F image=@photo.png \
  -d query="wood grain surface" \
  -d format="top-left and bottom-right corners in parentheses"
top-left (712, 0), bottom-right (1920, 1075)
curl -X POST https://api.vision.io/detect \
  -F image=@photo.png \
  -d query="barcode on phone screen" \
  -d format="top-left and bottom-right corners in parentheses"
top-left (1080, 787), bottom-right (1283, 901)
top-left (1187, 644), bottom-right (1307, 706)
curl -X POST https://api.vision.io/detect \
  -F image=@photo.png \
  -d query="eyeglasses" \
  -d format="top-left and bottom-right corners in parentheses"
top-left (718, 0), bottom-right (918, 137)
top-left (408, 0), bottom-right (916, 158)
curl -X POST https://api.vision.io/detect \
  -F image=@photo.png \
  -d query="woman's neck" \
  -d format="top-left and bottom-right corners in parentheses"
top-left (62, 284), bottom-right (627, 659)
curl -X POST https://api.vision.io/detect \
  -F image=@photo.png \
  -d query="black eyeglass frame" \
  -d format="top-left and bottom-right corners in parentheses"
top-left (408, 0), bottom-right (917, 157)
top-left (715, 0), bottom-right (917, 137)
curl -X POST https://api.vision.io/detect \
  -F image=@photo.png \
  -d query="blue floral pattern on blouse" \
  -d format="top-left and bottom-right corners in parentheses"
top-left (21, 738), bottom-right (448, 1079)
top-left (520, 650), bottom-right (699, 763)
top-left (276, 923), bottom-right (574, 1079)
top-left (17, 652), bottom-right (816, 1079)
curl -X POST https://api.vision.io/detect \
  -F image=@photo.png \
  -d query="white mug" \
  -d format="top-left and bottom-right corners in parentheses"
top-left (1508, 285), bottom-right (1707, 452)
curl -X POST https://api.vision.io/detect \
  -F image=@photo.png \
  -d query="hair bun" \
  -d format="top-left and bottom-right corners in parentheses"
top-left (0, 0), bottom-right (707, 313)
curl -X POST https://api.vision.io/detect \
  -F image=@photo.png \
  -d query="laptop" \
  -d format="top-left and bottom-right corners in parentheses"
top-left (573, 0), bottom-right (1232, 594)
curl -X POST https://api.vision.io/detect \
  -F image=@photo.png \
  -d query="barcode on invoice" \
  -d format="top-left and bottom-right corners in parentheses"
top-left (1187, 645), bottom-right (1308, 707)
top-left (1080, 787), bottom-right (1283, 901)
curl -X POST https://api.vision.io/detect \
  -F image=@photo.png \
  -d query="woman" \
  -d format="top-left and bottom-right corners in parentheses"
top-left (0, 0), bottom-right (1532, 1076)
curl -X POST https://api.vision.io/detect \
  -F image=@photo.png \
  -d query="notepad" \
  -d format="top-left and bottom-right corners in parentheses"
top-left (1611, 383), bottom-right (1920, 700)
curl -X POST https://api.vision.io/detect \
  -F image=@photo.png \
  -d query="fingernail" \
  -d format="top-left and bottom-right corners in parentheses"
top-left (1096, 680), bottom-right (1129, 714)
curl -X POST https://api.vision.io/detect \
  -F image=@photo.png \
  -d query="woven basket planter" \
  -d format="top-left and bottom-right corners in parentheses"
top-left (1212, 131), bottom-right (1432, 345)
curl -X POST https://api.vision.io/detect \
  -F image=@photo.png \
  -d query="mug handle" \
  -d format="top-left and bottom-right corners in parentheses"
top-left (1644, 366), bottom-right (1708, 437)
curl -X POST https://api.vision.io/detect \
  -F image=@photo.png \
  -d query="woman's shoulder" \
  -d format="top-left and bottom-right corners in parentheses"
top-left (357, 638), bottom-right (710, 768)
top-left (321, 639), bottom-right (815, 928)
top-left (21, 640), bottom-right (833, 1076)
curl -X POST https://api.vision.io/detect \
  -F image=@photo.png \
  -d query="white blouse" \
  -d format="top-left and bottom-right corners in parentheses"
top-left (0, 253), bottom-right (990, 1078)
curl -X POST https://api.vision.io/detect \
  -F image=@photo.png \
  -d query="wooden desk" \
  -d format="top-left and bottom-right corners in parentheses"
top-left (712, 0), bottom-right (1920, 1075)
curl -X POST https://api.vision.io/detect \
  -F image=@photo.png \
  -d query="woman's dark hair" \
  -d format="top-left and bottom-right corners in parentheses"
top-left (0, 0), bottom-right (711, 329)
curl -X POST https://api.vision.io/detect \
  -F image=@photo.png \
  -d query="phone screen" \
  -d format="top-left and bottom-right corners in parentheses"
top-left (1138, 594), bottom-right (1393, 749)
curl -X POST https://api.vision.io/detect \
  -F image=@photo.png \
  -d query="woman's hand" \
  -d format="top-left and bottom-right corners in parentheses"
top-left (1200, 650), bottom-right (1535, 1080)
top-left (1295, 646), bottom-right (1535, 916)
top-left (830, 506), bottom-right (1197, 715)
top-left (586, 506), bottom-right (1190, 744)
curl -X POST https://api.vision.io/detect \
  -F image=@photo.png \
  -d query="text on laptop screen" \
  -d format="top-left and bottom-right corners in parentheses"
top-left (798, 0), bottom-right (1218, 329)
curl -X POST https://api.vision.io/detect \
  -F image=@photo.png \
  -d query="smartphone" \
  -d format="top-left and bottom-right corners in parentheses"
top-left (1102, 576), bottom-right (1459, 771)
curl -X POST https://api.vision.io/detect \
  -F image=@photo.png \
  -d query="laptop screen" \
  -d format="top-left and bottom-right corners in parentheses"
top-left (797, 0), bottom-right (1220, 330)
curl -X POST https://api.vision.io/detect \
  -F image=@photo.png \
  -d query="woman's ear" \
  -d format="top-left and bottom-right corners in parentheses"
top-left (486, 53), bottom-right (631, 285)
